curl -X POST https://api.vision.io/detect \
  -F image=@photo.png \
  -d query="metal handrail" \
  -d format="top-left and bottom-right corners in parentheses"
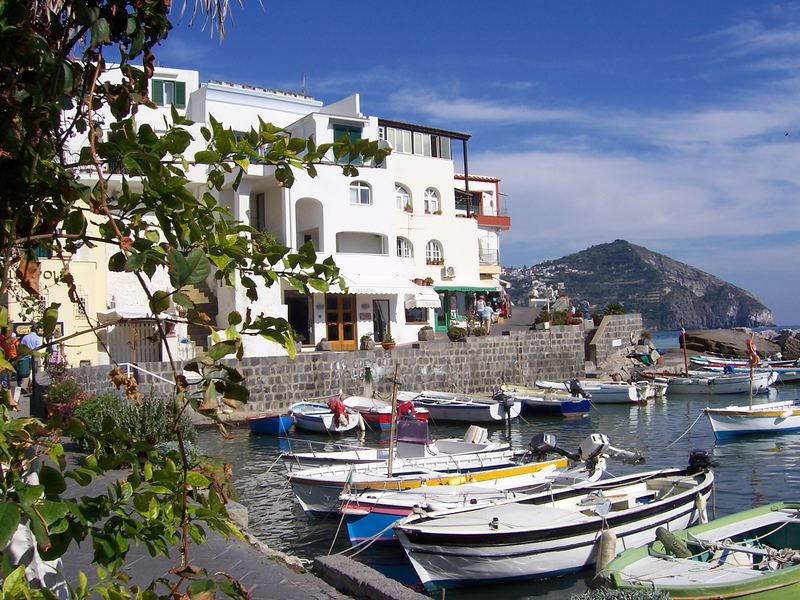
top-left (119, 362), bottom-right (174, 385)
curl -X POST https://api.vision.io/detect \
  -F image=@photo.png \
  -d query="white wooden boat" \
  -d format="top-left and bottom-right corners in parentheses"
top-left (339, 433), bottom-right (618, 545)
top-left (286, 447), bottom-right (516, 515)
top-left (664, 371), bottom-right (776, 395)
top-left (289, 401), bottom-right (361, 434)
top-left (281, 424), bottom-right (508, 471)
top-left (697, 364), bottom-right (800, 384)
top-left (704, 398), bottom-right (800, 439)
top-left (690, 353), bottom-right (798, 369)
top-left (340, 459), bottom-right (603, 545)
top-left (497, 386), bottom-right (590, 417)
top-left (534, 379), bottom-right (640, 404)
top-left (601, 502), bottom-right (800, 598)
top-left (397, 390), bottom-right (522, 423)
top-left (394, 465), bottom-right (714, 591)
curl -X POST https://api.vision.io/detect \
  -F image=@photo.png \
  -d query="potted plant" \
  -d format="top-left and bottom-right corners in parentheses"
top-left (360, 333), bottom-right (375, 350)
top-left (423, 276), bottom-right (434, 286)
top-left (381, 334), bottom-right (396, 350)
top-left (315, 337), bottom-right (331, 351)
top-left (434, 209), bottom-right (442, 215)
top-left (404, 202), bottom-right (413, 213)
top-left (418, 325), bottom-right (435, 342)
top-left (447, 326), bottom-right (467, 342)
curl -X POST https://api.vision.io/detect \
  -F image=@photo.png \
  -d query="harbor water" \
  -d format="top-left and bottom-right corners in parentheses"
top-left (197, 383), bottom-right (800, 599)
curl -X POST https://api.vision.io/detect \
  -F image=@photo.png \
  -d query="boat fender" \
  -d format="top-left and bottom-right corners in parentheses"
top-left (595, 530), bottom-right (618, 576)
top-left (357, 412), bottom-right (366, 431)
top-left (779, 409), bottom-right (794, 421)
top-left (695, 493), bottom-right (708, 524)
top-left (656, 526), bottom-right (692, 558)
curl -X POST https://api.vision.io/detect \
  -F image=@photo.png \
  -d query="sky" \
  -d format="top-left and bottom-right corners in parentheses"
top-left (157, 1), bottom-right (800, 325)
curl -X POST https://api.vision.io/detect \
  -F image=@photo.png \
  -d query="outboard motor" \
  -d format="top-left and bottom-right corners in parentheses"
top-left (529, 432), bottom-right (560, 462)
top-left (579, 433), bottom-right (644, 468)
top-left (688, 449), bottom-right (716, 473)
top-left (567, 379), bottom-right (591, 399)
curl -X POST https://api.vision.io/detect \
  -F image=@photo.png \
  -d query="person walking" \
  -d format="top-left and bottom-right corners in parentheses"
top-left (19, 326), bottom-right (43, 393)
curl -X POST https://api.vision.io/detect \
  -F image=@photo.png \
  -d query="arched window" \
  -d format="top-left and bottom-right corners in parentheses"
top-left (395, 184), bottom-right (411, 211)
top-left (425, 240), bottom-right (443, 265)
top-left (397, 237), bottom-right (413, 258)
top-left (424, 188), bottom-right (440, 213)
top-left (349, 181), bottom-right (372, 206)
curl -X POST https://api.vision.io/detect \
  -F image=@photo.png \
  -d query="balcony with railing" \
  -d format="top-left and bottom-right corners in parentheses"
top-left (454, 189), bottom-right (511, 230)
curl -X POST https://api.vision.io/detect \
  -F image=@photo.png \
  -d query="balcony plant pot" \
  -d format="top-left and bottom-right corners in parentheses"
top-left (360, 339), bottom-right (375, 350)
top-left (381, 341), bottom-right (396, 350)
top-left (315, 339), bottom-right (332, 351)
top-left (418, 328), bottom-right (435, 342)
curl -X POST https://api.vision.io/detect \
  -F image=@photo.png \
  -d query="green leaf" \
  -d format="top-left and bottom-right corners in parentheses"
top-left (124, 251), bottom-right (148, 272)
top-left (207, 340), bottom-right (237, 360)
top-left (308, 278), bottom-right (330, 292)
top-left (168, 248), bottom-right (211, 287)
top-left (39, 465), bottom-right (67, 496)
top-left (227, 311), bottom-right (242, 326)
top-left (37, 500), bottom-right (68, 526)
top-left (150, 290), bottom-right (171, 314)
top-left (90, 17), bottom-right (110, 47)
top-left (108, 251), bottom-right (127, 272)
top-left (185, 471), bottom-right (210, 488)
top-left (172, 291), bottom-right (195, 309)
top-left (64, 209), bottom-right (87, 235)
top-left (194, 150), bottom-right (221, 164)
top-left (0, 503), bottom-right (21, 548)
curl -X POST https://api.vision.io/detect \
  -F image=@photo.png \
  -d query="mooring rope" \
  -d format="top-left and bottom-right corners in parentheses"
top-left (665, 411), bottom-right (704, 449)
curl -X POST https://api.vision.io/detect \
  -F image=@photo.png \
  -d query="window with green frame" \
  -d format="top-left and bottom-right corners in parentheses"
top-left (333, 125), bottom-right (362, 165)
top-left (151, 79), bottom-right (186, 108)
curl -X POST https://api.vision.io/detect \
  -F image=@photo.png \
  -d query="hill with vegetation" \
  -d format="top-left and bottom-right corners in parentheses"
top-left (503, 240), bottom-right (774, 329)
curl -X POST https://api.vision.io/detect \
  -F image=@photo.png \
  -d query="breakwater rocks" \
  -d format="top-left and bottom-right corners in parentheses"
top-left (682, 328), bottom-right (800, 359)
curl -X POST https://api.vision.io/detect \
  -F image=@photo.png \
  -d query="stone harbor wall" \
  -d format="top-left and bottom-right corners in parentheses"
top-left (68, 324), bottom-right (589, 415)
top-left (587, 314), bottom-right (643, 366)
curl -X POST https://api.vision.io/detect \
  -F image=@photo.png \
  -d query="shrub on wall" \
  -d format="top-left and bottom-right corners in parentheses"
top-left (72, 393), bottom-right (195, 453)
top-left (447, 326), bottom-right (467, 341)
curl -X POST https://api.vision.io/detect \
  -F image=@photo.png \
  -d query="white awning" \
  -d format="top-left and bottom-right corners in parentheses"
top-left (404, 288), bottom-right (442, 309)
top-left (329, 273), bottom-right (419, 296)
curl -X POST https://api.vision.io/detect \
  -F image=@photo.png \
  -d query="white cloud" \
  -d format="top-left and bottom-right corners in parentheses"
top-left (387, 90), bottom-right (586, 125)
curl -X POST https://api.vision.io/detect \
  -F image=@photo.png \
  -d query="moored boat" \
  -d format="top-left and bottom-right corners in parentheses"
top-left (281, 422), bottom-right (507, 471)
top-left (289, 400), bottom-right (361, 434)
top-left (601, 502), bottom-right (800, 599)
top-left (664, 370), bottom-right (776, 395)
top-left (246, 413), bottom-right (294, 435)
top-left (496, 385), bottom-right (590, 417)
top-left (534, 379), bottom-right (641, 404)
top-left (704, 398), bottom-right (800, 439)
top-left (342, 395), bottom-right (429, 431)
top-left (397, 390), bottom-right (522, 423)
top-left (340, 433), bottom-right (615, 545)
top-left (394, 457), bottom-right (715, 591)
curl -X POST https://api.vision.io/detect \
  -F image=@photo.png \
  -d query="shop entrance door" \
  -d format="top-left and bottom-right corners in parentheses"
top-left (325, 294), bottom-right (357, 351)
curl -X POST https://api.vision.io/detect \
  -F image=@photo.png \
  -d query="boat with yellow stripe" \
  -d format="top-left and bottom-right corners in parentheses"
top-left (288, 453), bottom-right (568, 515)
top-left (704, 398), bottom-right (800, 439)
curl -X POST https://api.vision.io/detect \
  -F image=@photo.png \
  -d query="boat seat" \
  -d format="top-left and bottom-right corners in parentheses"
top-left (620, 555), bottom-right (771, 586)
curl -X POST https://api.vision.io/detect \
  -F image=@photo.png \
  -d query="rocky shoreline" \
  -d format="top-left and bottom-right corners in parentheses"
top-left (592, 327), bottom-right (800, 382)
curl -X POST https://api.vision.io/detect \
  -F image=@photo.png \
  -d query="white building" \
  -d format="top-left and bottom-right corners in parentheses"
top-left (64, 67), bottom-right (512, 360)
